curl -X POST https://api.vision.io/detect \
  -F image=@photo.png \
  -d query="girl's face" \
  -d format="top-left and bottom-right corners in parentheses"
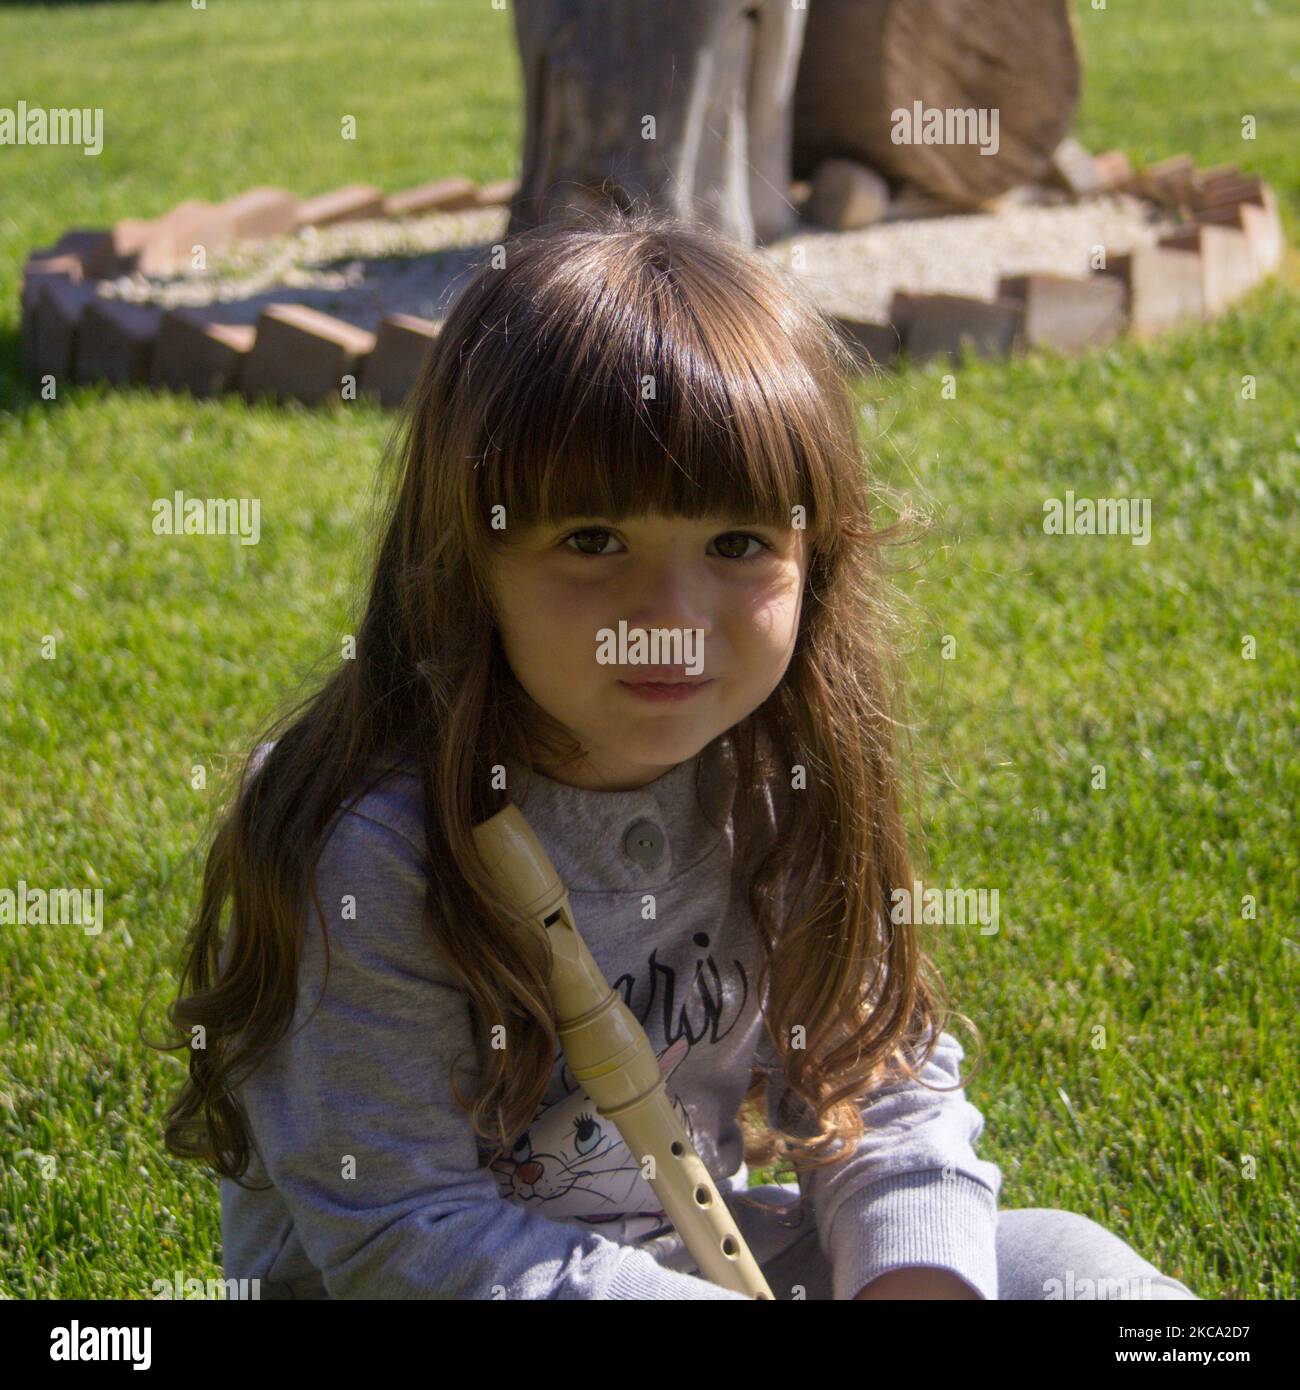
top-left (487, 512), bottom-right (810, 791)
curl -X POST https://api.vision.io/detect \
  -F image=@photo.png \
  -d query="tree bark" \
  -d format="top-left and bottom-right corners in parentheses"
top-left (508, 0), bottom-right (807, 247)
top-left (792, 0), bottom-right (1081, 208)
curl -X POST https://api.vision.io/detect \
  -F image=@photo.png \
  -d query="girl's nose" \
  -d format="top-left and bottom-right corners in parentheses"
top-left (624, 565), bottom-right (711, 634)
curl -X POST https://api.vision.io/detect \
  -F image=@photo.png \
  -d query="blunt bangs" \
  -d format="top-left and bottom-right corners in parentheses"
top-left (448, 220), bottom-right (846, 539)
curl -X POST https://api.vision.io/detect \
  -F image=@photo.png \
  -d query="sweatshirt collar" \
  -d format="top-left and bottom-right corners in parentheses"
top-left (501, 733), bottom-right (737, 894)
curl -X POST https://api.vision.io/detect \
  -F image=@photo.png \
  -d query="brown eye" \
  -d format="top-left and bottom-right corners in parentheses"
top-left (712, 533), bottom-right (767, 561)
top-left (563, 528), bottom-right (621, 556)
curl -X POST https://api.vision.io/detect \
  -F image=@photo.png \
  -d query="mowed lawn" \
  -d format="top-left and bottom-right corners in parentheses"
top-left (1, 0), bottom-right (1296, 1299)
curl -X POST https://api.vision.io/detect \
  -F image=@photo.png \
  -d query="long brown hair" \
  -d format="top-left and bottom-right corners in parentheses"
top-left (158, 203), bottom-right (977, 1210)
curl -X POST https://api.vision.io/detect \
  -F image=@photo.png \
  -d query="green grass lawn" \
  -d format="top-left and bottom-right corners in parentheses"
top-left (1, 0), bottom-right (1297, 1299)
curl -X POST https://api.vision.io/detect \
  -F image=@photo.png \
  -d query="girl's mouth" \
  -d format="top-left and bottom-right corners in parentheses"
top-left (617, 679), bottom-right (714, 703)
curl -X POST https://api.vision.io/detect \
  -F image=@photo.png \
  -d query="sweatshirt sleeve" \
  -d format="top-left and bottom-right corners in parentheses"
top-left (233, 803), bottom-right (750, 1300)
top-left (755, 1023), bottom-right (1003, 1301)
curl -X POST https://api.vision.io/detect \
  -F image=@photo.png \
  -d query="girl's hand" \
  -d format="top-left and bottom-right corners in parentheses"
top-left (853, 1267), bottom-right (981, 1299)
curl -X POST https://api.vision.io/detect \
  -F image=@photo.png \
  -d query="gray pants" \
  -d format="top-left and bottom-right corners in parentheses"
top-left (713, 1180), bottom-right (1202, 1301)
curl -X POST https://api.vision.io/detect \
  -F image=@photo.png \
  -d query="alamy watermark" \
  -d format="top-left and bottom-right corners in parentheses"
top-left (1, 881), bottom-right (104, 935)
top-left (151, 1271), bottom-right (261, 1299)
top-left (595, 620), bottom-right (704, 675)
top-left (152, 491), bottom-right (261, 545)
top-left (1044, 1269), bottom-right (1155, 1299)
top-left (1, 102), bottom-right (103, 156)
top-left (49, 1322), bottom-right (149, 1369)
top-left (890, 881), bottom-right (1000, 935)
top-left (890, 101), bottom-right (1000, 157)
top-left (1043, 491), bottom-right (1151, 546)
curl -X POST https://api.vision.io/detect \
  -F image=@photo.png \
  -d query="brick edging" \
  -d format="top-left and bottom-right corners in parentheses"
top-left (18, 156), bottom-right (1288, 406)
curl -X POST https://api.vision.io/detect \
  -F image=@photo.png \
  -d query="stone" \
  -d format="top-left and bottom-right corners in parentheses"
top-left (150, 309), bottom-right (257, 396)
top-left (997, 272), bottom-right (1126, 353)
top-left (1095, 246), bottom-right (1204, 339)
top-left (294, 185), bottom-right (385, 228)
top-left (1048, 136), bottom-right (1101, 197)
top-left (831, 315), bottom-right (901, 370)
top-left (893, 292), bottom-right (1024, 363)
top-left (216, 186), bottom-right (301, 240)
top-left (75, 300), bottom-right (163, 385)
top-left (804, 158), bottom-right (890, 230)
top-left (241, 303), bottom-right (376, 405)
top-left (474, 178), bottom-right (520, 207)
top-left (383, 177), bottom-right (480, 218)
top-left (883, 183), bottom-right (968, 221)
top-left (360, 314), bottom-right (441, 407)
top-left (1156, 224), bottom-right (1259, 314)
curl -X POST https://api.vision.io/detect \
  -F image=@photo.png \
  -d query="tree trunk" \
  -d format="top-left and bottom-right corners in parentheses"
top-left (508, 0), bottom-right (807, 247)
top-left (792, 0), bottom-right (1081, 208)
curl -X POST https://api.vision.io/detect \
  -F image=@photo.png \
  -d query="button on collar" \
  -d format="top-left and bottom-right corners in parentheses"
top-left (622, 818), bottom-right (665, 869)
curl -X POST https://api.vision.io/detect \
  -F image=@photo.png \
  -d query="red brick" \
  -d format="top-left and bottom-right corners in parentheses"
top-left (1195, 182), bottom-right (1284, 275)
top-left (1095, 246), bottom-right (1204, 340)
top-left (112, 218), bottom-right (157, 269)
top-left (22, 258), bottom-right (84, 366)
top-left (997, 273), bottom-right (1126, 353)
top-left (134, 200), bottom-right (234, 276)
top-left (1118, 153), bottom-right (1194, 209)
top-left (1092, 150), bottom-right (1133, 192)
top-left (382, 177), bottom-right (480, 218)
top-left (118, 219), bottom-right (170, 277)
top-left (241, 303), bottom-right (377, 405)
top-left (47, 229), bottom-right (125, 279)
top-left (151, 309), bottom-right (256, 397)
top-left (895, 293), bottom-right (1024, 363)
top-left (216, 186), bottom-right (301, 240)
top-left (360, 314), bottom-right (440, 406)
top-left (24, 251), bottom-right (84, 285)
top-left (1156, 224), bottom-right (1259, 314)
top-left (59, 220), bottom-right (163, 277)
top-left (1193, 163), bottom-right (1241, 185)
top-left (23, 256), bottom-right (83, 322)
top-left (1189, 170), bottom-right (1261, 212)
top-left (831, 316), bottom-right (901, 371)
top-left (30, 280), bottom-right (101, 385)
top-left (1187, 164), bottom-right (1240, 201)
top-left (474, 178), bottom-right (520, 207)
top-left (75, 300), bottom-right (163, 385)
top-left (21, 259), bottom-right (77, 367)
top-left (294, 185), bottom-right (385, 228)
top-left (1146, 153), bottom-right (1196, 202)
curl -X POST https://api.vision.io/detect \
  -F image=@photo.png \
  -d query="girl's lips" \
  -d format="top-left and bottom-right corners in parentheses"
top-left (617, 679), bottom-right (714, 703)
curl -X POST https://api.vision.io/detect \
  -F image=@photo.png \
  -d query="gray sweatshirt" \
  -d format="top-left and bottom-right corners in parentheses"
top-left (220, 734), bottom-right (1002, 1299)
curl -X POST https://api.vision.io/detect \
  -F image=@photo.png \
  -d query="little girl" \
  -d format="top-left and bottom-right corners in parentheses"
top-left (162, 206), bottom-right (1199, 1301)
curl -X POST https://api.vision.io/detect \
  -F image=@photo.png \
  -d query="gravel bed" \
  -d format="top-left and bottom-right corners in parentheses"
top-left (94, 193), bottom-right (1183, 333)
top-left (767, 194), bottom-right (1183, 322)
